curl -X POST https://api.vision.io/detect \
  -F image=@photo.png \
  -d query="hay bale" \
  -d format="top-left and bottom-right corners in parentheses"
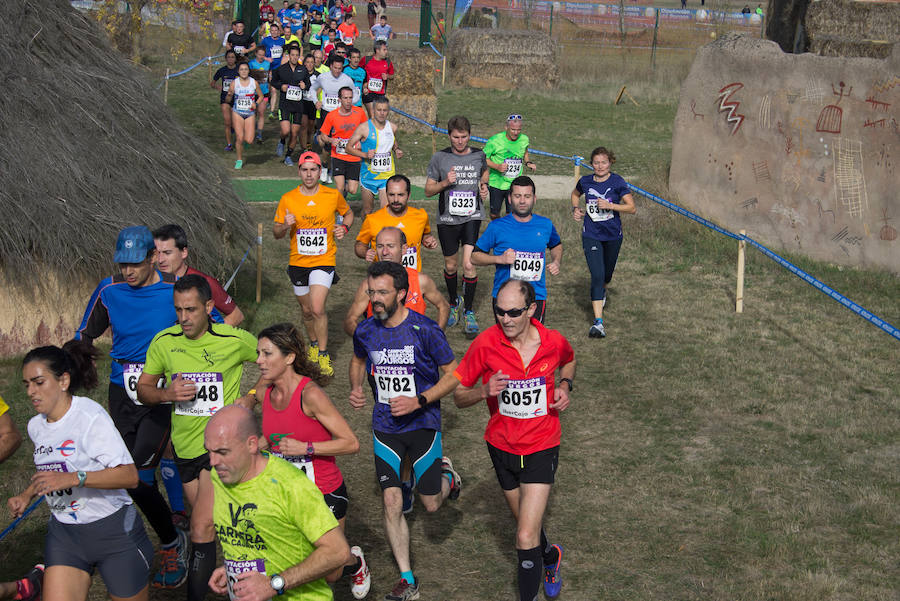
top-left (810, 36), bottom-right (894, 59)
top-left (388, 94), bottom-right (437, 133)
top-left (385, 48), bottom-right (436, 96)
top-left (445, 29), bottom-right (559, 89)
top-left (806, 0), bottom-right (900, 57)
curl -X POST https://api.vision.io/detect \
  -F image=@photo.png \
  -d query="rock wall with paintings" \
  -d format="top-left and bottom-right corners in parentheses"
top-left (670, 35), bottom-right (899, 274)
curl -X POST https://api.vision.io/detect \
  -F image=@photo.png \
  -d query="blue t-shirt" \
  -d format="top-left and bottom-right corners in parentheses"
top-left (287, 7), bottom-right (305, 25)
top-left (343, 65), bottom-right (366, 106)
top-left (309, 4), bottom-right (324, 15)
top-left (277, 7), bottom-right (290, 21)
top-left (75, 272), bottom-right (177, 388)
top-left (475, 214), bottom-right (562, 301)
top-left (260, 36), bottom-right (286, 68)
top-left (576, 173), bottom-right (630, 242)
top-left (248, 58), bottom-right (271, 94)
top-left (353, 311), bottom-right (455, 434)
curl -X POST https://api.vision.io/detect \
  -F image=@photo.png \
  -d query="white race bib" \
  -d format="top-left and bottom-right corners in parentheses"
top-left (286, 85), bottom-right (302, 101)
top-left (234, 45), bottom-right (245, 54)
top-left (375, 35), bottom-right (387, 42)
top-left (273, 451), bottom-right (316, 483)
top-left (222, 79), bottom-right (233, 93)
top-left (123, 362), bottom-right (144, 404)
top-left (586, 199), bottom-right (614, 222)
top-left (367, 78), bottom-right (383, 92)
top-left (504, 158), bottom-right (523, 179)
top-left (235, 96), bottom-right (253, 111)
top-left (226, 559), bottom-right (266, 601)
top-left (271, 45), bottom-right (283, 58)
top-left (173, 372), bottom-right (224, 417)
top-left (335, 137), bottom-right (349, 154)
top-left (401, 246), bottom-right (418, 270)
top-left (371, 151), bottom-right (392, 173)
top-left (322, 94), bottom-right (339, 111)
top-left (510, 251), bottom-right (544, 282)
top-left (36, 462), bottom-right (79, 515)
top-left (374, 366), bottom-right (417, 404)
top-left (296, 227), bottom-right (327, 255)
top-left (498, 377), bottom-right (548, 419)
top-left (341, 35), bottom-right (354, 44)
top-left (448, 190), bottom-right (477, 217)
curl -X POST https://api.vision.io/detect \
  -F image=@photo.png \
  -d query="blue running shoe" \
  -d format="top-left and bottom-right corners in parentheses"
top-left (284, 155), bottom-right (294, 167)
top-left (276, 140), bottom-right (285, 157)
top-left (446, 295), bottom-right (463, 328)
top-left (543, 544), bottom-right (563, 598)
top-left (463, 310), bottom-right (479, 340)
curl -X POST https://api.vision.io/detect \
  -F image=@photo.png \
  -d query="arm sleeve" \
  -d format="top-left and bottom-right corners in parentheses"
top-left (352, 329), bottom-right (368, 359)
top-left (574, 178), bottom-right (584, 195)
top-left (319, 111), bottom-right (333, 135)
top-left (274, 196), bottom-right (288, 223)
top-left (336, 193), bottom-right (351, 217)
top-left (143, 336), bottom-right (167, 377)
top-left (474, 223), bottom-right (494, 254)
top-left (553, 331), bottom-right (575, 366)
top-left (355, 216), bottom-right (372, 245)
top-left (83, 410), bottom-right (134, 468)
top-left (270, 65), bottom-right (283, 89)
top-left (453, 339), bottom-right (486, 388)
top-left (239, 329), bottom-right (259, 362)
top-left (548, 223), bottom-right (562, 249)
top-left (75, 280), bottom-right (111, 344)
top-left (288, 477), bottom-right (339, 544)
top-left (425, 154), bottom-right (441, 182)
top-left (207, 276), bottom-right (237, 316)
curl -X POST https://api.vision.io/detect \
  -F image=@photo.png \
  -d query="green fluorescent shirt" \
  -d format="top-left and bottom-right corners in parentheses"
top-left (144, 322), bottom-right (258, 459)
top-left (212, 454), bottom-right (338, 601)
top-left (483, 131), bottom-right (530, 190)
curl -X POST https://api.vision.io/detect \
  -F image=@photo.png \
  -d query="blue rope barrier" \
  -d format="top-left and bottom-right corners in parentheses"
top-left (425, 42), bottom-right (443, 58)
top-left (0, 498), bottom-right (43, 543)
top-left (223, 241), bottom-right (255, 291)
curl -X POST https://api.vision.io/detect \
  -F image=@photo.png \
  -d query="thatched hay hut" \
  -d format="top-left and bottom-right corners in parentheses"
top-left (805, 0), bottom-right (899, 58)
top-left (383, 48), bottom-right (437, 133)
top-left (445, 29), bottom-right (559, 90)
top-left (0, 0), bottom-right (251, 356)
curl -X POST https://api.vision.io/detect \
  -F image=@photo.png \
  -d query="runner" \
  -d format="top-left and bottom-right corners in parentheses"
top-left (366, 0), bottom-right (377, 29)
top-left (9, 342), bottom-right (154, 601)
top-left (344, 226), bottom-right (449, 336)
top-left (274, 151), bottom-right (354, 376)
top-left (272, 44), bottom-right (311, 167)
top-left (359, 40), bottom-right (393, 117)
top-left (349, 261), bottom-right (462, 601)
top-left (246, 323), bottom-right (371, 599)
top-left (337, 13), bottom-right (359, 45)
top-left (205, 406), bottom-right (352, 601)
top-left (571, 146), bottom-right (636, 338)
top-left (210, 50), bottom-right (239, 152)
top-left (225, 62), bottom-right (263, 170)
top-left (346, 95), bottom-right (401, 214)
top-left (343, 48), bottom-right (367, 108)
top-left (308, 10), bottom-right (326, 50)
top-left (424, 115), bottom-right (489, 337)
top-left (260, 0), bottom-right (276, 23)
top-left (311, 54), bottom-right (359, 179)
top-left (318, 85), bottom-right (367, 198)
top-left (153, 224), bottom-right (245, 327)
top-left (471, 176), bottom-right (562, 323)
top-left (225, 20), bottom-right (256, 59)
top-left (483, 114), bottom-right (537, 219)
top-left (369, 14), bottom-right (394, 41)
top-left (355, 174), bottom-right (435, 272)
top-left (248, 47), bottom-right (272, 143)
top-left (137, 275), bottom-right (258, 601)
top-left (74, 225), bottom-right (187, 588)
top-left (259, 23), bottom-right (287, 115)
top-left (424, 279), bottom-right (575, 601)
top-left (301, 53), bottom-right (320, 153)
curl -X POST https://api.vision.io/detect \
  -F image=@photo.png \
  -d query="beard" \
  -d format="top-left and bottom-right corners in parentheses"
top-left (372, 299), bottom-right (399, 321)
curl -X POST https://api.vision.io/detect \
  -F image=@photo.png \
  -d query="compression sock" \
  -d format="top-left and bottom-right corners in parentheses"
top-left (159, 458), bottom-right (185, 513)
top-left (400, 571), bottom-right (415, 586)
top-left (127, 481), bottom-right (178, 546)
top-left (187, 541), bottom-right (217, 601)
top-left (462, 275), bottom-right (478, 311)
top-left (517, 546), bottom-right (543, 601)
top-left (341, 556), bottom-right (362, 577)
top-left (443, 270), bottom-right (458, 303)
top-left (541, 529), bottom-right (559, 565)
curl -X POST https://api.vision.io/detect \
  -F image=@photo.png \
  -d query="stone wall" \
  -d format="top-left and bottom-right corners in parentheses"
top-left (670, 35), bottom-right (899, 274)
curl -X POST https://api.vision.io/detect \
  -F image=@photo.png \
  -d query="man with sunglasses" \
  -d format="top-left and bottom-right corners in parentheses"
top-left (471, 175), bottom-right (561, 323)
top-left (483, 114), bottom-right (536, 219)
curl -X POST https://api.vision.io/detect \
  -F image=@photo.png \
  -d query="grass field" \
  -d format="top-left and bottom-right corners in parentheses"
top-left (2, 16), bottom-right (899, 601)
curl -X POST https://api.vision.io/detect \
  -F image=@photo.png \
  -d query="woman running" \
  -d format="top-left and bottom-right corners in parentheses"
top-left (571, 146), bottom-right (636, 338)
top-left (248, 46), bottom-right (272, 144)
top-left (225, 61), bottom-right (263, 170)
top-left (8, 342), bottom-right (153, 601)
top-left (211, 49), bottom-right (239, 152)
top-left (301, 53), bottom-right (320, 151)
top-left (252, 323), bottom-right (371, 599)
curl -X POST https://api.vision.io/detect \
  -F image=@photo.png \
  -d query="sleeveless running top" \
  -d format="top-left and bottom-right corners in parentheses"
top-left (367, 266), bottom-right (426, 317)
top-left (232, 77), bottom-right (257, 117)
top-left (360, 119), bottom-right (395, 180)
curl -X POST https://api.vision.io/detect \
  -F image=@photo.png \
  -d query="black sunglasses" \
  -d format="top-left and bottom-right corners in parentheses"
top-left (494, 306), bottom-right (529, 318)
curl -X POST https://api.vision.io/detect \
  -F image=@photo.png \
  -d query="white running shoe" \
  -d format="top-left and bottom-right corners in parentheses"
top-left (349, 546), bottom-right (371, 599)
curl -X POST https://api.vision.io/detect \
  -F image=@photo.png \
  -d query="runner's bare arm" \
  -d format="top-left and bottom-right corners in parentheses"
top-left (224, 305), bottom-right (245, 327)
top-left (454, 370), bottom-right (509, 408)
top-left (472, 247), bottom-right (515, 266)
top-left (389, 361), bottom-right (460, 416)
top-left (348, 355), bottom-right (368, 408)
top-left (137, 372), bottom-right (196, 405)
top-left (423, 177), bottom-right (446, 197)
top-left (550, 358), bottom-right (576, 411)
top-left (281, 383), bottom-right (359, 456)
top-left (343, 281), bottom-right (371, 337)
top-left (0, 413), bottom-right (22, 464)
top-left (420, 273), bottom-right (450, 330)
top-left (548, 243), bottom-right (562, 275)
top-left (344, 122), bottom-right (369, 159)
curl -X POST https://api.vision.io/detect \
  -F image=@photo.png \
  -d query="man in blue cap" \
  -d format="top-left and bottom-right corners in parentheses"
top-left (73, 226), bottom-right (188, 589)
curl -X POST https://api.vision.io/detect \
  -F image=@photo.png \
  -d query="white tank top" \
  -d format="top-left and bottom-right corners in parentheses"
top-left (232, 78), bottom-right (256, 115)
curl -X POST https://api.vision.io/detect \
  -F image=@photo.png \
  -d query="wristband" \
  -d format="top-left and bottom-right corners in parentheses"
top-left (558, 378), bottom-right (574, 392)
top-left (341, 223), bottom-right (350, 234)
top-left (417, 393), bottom-right (428, 407)
top-left (306, 442), bottom-right (315, 456)
top-left (247, 388), bottom-right (257, 396)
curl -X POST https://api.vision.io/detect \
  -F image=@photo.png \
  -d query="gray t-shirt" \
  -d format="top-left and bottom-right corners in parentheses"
top-left (426, 147), bottom-right (488, 225)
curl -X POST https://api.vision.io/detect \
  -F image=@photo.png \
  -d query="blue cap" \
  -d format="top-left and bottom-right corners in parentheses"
top-left (114, 226), bottom-right (155, 264)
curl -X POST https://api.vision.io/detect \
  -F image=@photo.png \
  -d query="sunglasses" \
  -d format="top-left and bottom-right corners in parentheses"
top-left (493, 305), bottom-right (529, 318)
top-left (507, 114), bottom-right (523, 121)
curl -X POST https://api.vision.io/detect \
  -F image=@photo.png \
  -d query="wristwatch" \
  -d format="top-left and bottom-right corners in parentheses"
top-left (417, 393), bottom-right (428, 407)
top-left (270, 574), bottom-right (285, 596)
top-left (306, 442), bottom-right (315, 457)
top-left (558, 378), bottom-right (574, 392)
top-left (76, 471), bottom-right (87, 488)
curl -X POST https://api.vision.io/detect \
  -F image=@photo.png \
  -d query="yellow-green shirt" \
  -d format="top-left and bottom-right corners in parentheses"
top-left (0, 396), bottom-right (8, 416)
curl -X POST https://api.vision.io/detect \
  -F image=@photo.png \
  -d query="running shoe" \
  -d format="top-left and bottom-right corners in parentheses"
top-left (463, 311), bottom-right (479, 339)
top-left (319, 168), bottom-right (328, 183)
top-left (441, 456), bottom-right (461, 500)
top-left (234, 159), bottom-right (243, 170)
top-left (255, 132), bottom-right (263, 144)
top-left (384, 578), bottom-right (418, 601)
top-left (446, 295), bottom-right (463, 328)
top-left (307, 343), bottom-right (319, 363)
top-left (349, 546), bottom-right (371, 599)
top-left (327, 171), bottom-right (333, 183)
top-left (401, 478), bottom-right (414, 514)
top-left (543, 544), bottom-right (563, 599)
top-left (171, 510), bottom-right (190, 532)
top-left (152, 529), bottom-right (188, 588)
top-left (318, 353), bottom-right (334, 377)
top-left (284, 155), bottom-right (294, 167)
top-left (276, 140), bottom-right (285, 157)
top-left (224, 143), bottom-right (234, 152)
top-left (13, 564), bottom-right (43, 601)
top-left (588, 319), bottom-right (606, 338)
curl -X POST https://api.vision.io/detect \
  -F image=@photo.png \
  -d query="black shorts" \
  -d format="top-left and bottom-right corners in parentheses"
top-left (331, 157), bottom-right (361, 180)
top-left (492, 296), bottom-right (546, 324)
top-left (324, 481), bottom-right (349, 521)
top-left (373, 429), bottom-right (443, 495)
top-left (278, 107), bottom-right (304, 124)
top-left (287, 265), bottom-right (339, 287)
top-left (107, 382), bottom-right (170, 470)
top-left (487, 443), bottom-right (559, 490)
top-left (361, 92), bottom-right (385, 105)
top-left (488, 186), bottom-right (510, 216)
top-left (173, 451), bottom-right (211, 483)
top-left (45, 504), bottom-right (153, 598)
top-left (302, 100), bottom-right (317, 120)
top-left (437, 221), bottom-right (482, 256)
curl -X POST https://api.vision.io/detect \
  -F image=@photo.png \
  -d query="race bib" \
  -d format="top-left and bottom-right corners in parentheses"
top-left (296, 227), bottom-right (327, 255)
top-left (271, 45), bottom-right (283, 59)
top-left (173, 372), bottom-right (224, 417)
top-left (498, 377), bottom-right (548, 419)
top-left (226, 559), bottom-right (266, 601)
top-left (374, 366), bottom-right (417, 404)
top-left (586, 199), bottom-right (613, 222)
top-left (286, 85), bottom-right (302, 101)
top-left (448, 190), bottom-right (477, 217)
top-left (341, 35), bottom-right (354, 44)
top-left (322, 94), bottom-right (339, 111)
top-left (375, 35), bottom-right (387, 42)
top-left (274, 452), bottom-right (316, 483)
top-left (335, 137), bottom-right (349, 154)
top-left (36, 462), bottom-right (77, 513)
top-left (222, 79), bottom-right (233, 93)
top-left (123, 362), bottom-right (144, 404)
top-left (510, 251), bottom-right (544, 282)
top-left (504, 158), bottom-right (522, 179)
top-left (234, 45), bottom-right (245, 54)
top-left (371, 151), bottom-right (392, 173)
top-left (401, 246), bottom-right (418, 270)
top-left (367, 78), bottom-right (383, 92)
top-left (235, 96), bottom-right (253, 112)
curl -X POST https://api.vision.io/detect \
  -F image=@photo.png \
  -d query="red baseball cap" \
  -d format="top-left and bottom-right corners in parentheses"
top-left (298, 151), bottom-right (321, 166)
